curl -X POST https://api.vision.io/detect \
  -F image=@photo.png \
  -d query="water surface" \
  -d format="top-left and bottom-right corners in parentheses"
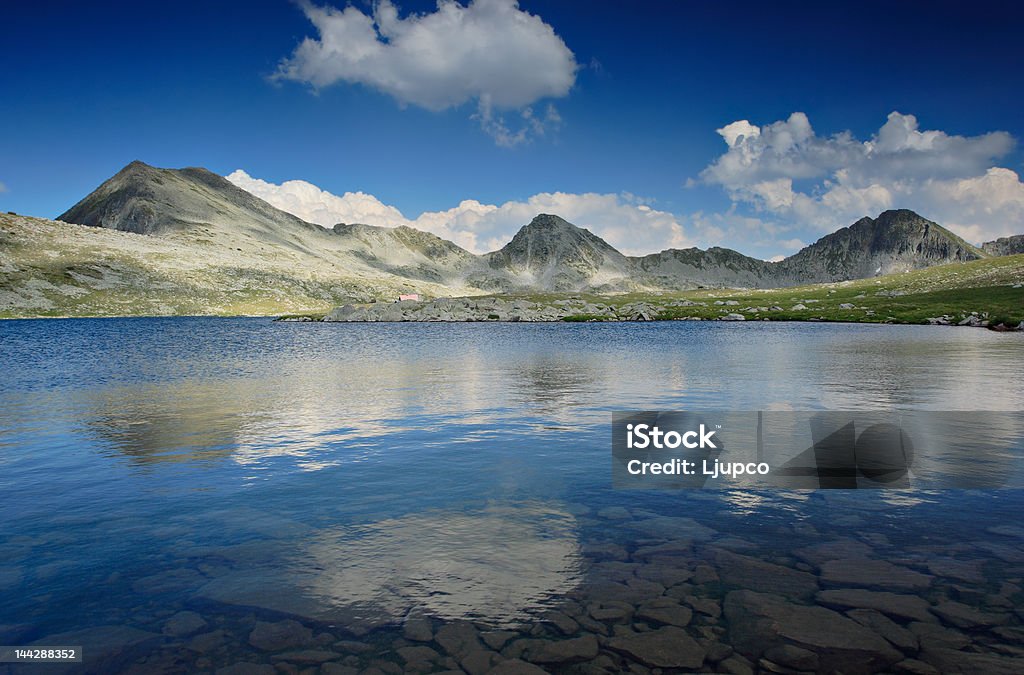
top-left (1, 318), bottom-right (1023, 672)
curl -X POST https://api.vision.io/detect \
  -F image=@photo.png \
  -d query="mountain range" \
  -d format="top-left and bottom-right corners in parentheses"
top-left (0, 160), bottom-right (1016, 317)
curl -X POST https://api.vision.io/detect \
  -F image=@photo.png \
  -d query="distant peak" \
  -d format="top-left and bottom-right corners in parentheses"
top-left (117, 160), bottom-right (156, 175)
top-left (875, 208), bottom-right (926, 221)
top-left (522, 214), bottom-right (575, 230)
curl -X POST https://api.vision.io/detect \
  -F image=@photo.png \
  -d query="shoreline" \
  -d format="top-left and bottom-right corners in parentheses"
top-left (1, 313), bottom-right (1021, 331)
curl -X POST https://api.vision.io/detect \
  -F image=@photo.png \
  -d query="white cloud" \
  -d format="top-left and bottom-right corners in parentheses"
top-left (0, 180), bottom-right (7, 193)
top-left (227, 170), bottom-right (409, 228)
top-left (701, 111), bottom-right (1022, 243)
top-left (924, 167), bottom-right (1024, 242)
top-left (227, 170), bottom-right (689, 255)
top-left (275, 0), bottom-right (577, 145)
top-left (717, 120), bottom-right (761, 148)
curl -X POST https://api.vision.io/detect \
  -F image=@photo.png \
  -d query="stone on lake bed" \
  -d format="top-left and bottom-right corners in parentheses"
top-left (635, 598), bottom-right (693, 627)
top-left (588, 601), bottom-right (632, 622)
top-left (890, 658), bottom-right (939, 675)
top-left (816, 589), bottom-right (935, 622)
top-left (909, 621), bottom-right (972, 651)
top-left (162, 610), bottom-right (207, 637)
top-left (216, 663), bottom-right (276, 675)
top-left (269, 649), bottom-right (342, 664)
top-left (793, 538), bottom-right (874, 567)
top-left (628, 516), bottom-right (717, 541)
top-left (819, 557), bottom-right (932, 591)
top-left (480, 630), bottom-right (518, 651)
top-left (724, 590), bottom-right (902, 673)
top-left (461, 649), bottom-right (502, 674)
top-left (248, 619), bottom-right (313, 651)
top-left (525, 634), bottom-right (599, 664)
top-left (186, 629), bottom-right (227, 654)
top-left (435, 622), bottom-right (484, 659)
top-left (925, 558), bottom-right (987, 583)
top-left (402, 613), bottom-right (434, 642)
top-left (764, 643), bottom-right (819, 670)
top-left (709, 548), bottom-right (819, 599)
top-left (919, 647), bottom-right (1024, 674)
top-left (847, 608), bottom-right (919, 652)
top-left (930, 600), bottom-right (1010, 628)
top-left (606, 626), bottom-right (707, 669)
top-left (634, 561), bottom-right (693, 586)
top-left (396, 645), bottom-right (441, 663)
top-left (484, 659), bottom-right (548, 675)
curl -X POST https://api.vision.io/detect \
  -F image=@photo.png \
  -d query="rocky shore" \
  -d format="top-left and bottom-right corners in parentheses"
top-left (321, 297), bottom-right (680, 323)
top-left (302, 295), bottom-right (1024, 330)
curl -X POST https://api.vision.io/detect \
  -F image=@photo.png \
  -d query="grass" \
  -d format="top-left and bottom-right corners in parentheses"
top-left (527, 254), bottom-right (1023, 327)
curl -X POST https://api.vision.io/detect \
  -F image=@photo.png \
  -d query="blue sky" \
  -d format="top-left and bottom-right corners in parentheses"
top-left (2, 0), bottom-right (1023, 257)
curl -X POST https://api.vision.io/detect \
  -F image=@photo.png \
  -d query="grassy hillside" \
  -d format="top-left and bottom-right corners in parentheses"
top-left (0, 214), bottom-right (473, 318)
top-left (489, 254), bottom-right (1024, 327)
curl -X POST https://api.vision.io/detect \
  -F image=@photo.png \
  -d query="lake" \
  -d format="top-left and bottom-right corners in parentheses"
top-left (1, 318), bottom-right (1023, 673)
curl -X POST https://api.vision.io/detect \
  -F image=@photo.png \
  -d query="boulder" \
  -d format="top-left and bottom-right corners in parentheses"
top-left (248, 619), bottom-right (313, 652)
top-left (402, 613), bottom-right (434, 642)
top-left (710, 548), bottom-right (819, 599)
top-left (930, 601), bottom-right (1009, 628)
top-left (816, 589), bottom-right (935, 622)
top-left (216, 663), bottom-right (276, 675)
top-left (525, 634), bottom-right (599, 664)
top-left (819, 558), bottom-right (932, 591)
top-left (724, 590), bottom-right (902, 674)
top-left (162, 611), bottom-right (207, 638)
top-left (847, 608), bottom-right (918, 652)
top-left (435, 622), bottom-right (484, 660)
top-left (606, 626), bottom-right (706, 669)
top-left (920, 648), bottom-right (1024, 674)
top-left (634, 598), bottom-right (693, 627)
top-left (485, 659), bottom-right (548, 675)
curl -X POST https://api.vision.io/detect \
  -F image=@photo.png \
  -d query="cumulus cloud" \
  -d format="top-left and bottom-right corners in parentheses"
top-left (701, 111), bottom-right (1022, 243)
top-left (227, 170), bottom-right (688, 255)
top-left (227, 170), bottom-right (409, 228)
top-left (275, 0), bottom-right (577, 145)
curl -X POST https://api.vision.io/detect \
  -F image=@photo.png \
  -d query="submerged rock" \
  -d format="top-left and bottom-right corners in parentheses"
top-left (525, 634), bottom-right (599, 664)
top-left (724, 590), bottom-right (902, 673)
top-left (919, 647), bottom-right (1024, 674)
top-left (634, 598), bottom-right (693, 627)
top-left (162, 610), bottom-right (207, 638)
top-left (485, 659), bottom-right (548, 675)
top-left (930, 600), bottom-right (1010, 628)
top-left (216, 663), bottom-right (276, 675)
top-left (709, 548), bottom-right (819, 599)
top-left (819, 557), bottom-right (932, 591)
top-left (248, 619), bottom-right (313, 652)
top-left (606, 625), bottom-right (706, 668)
top-left (816, 588), bottom-right (935, 622)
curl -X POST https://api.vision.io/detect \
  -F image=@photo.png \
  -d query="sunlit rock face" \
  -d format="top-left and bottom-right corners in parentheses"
top-left (197, 502), bottom-right (583, 631)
